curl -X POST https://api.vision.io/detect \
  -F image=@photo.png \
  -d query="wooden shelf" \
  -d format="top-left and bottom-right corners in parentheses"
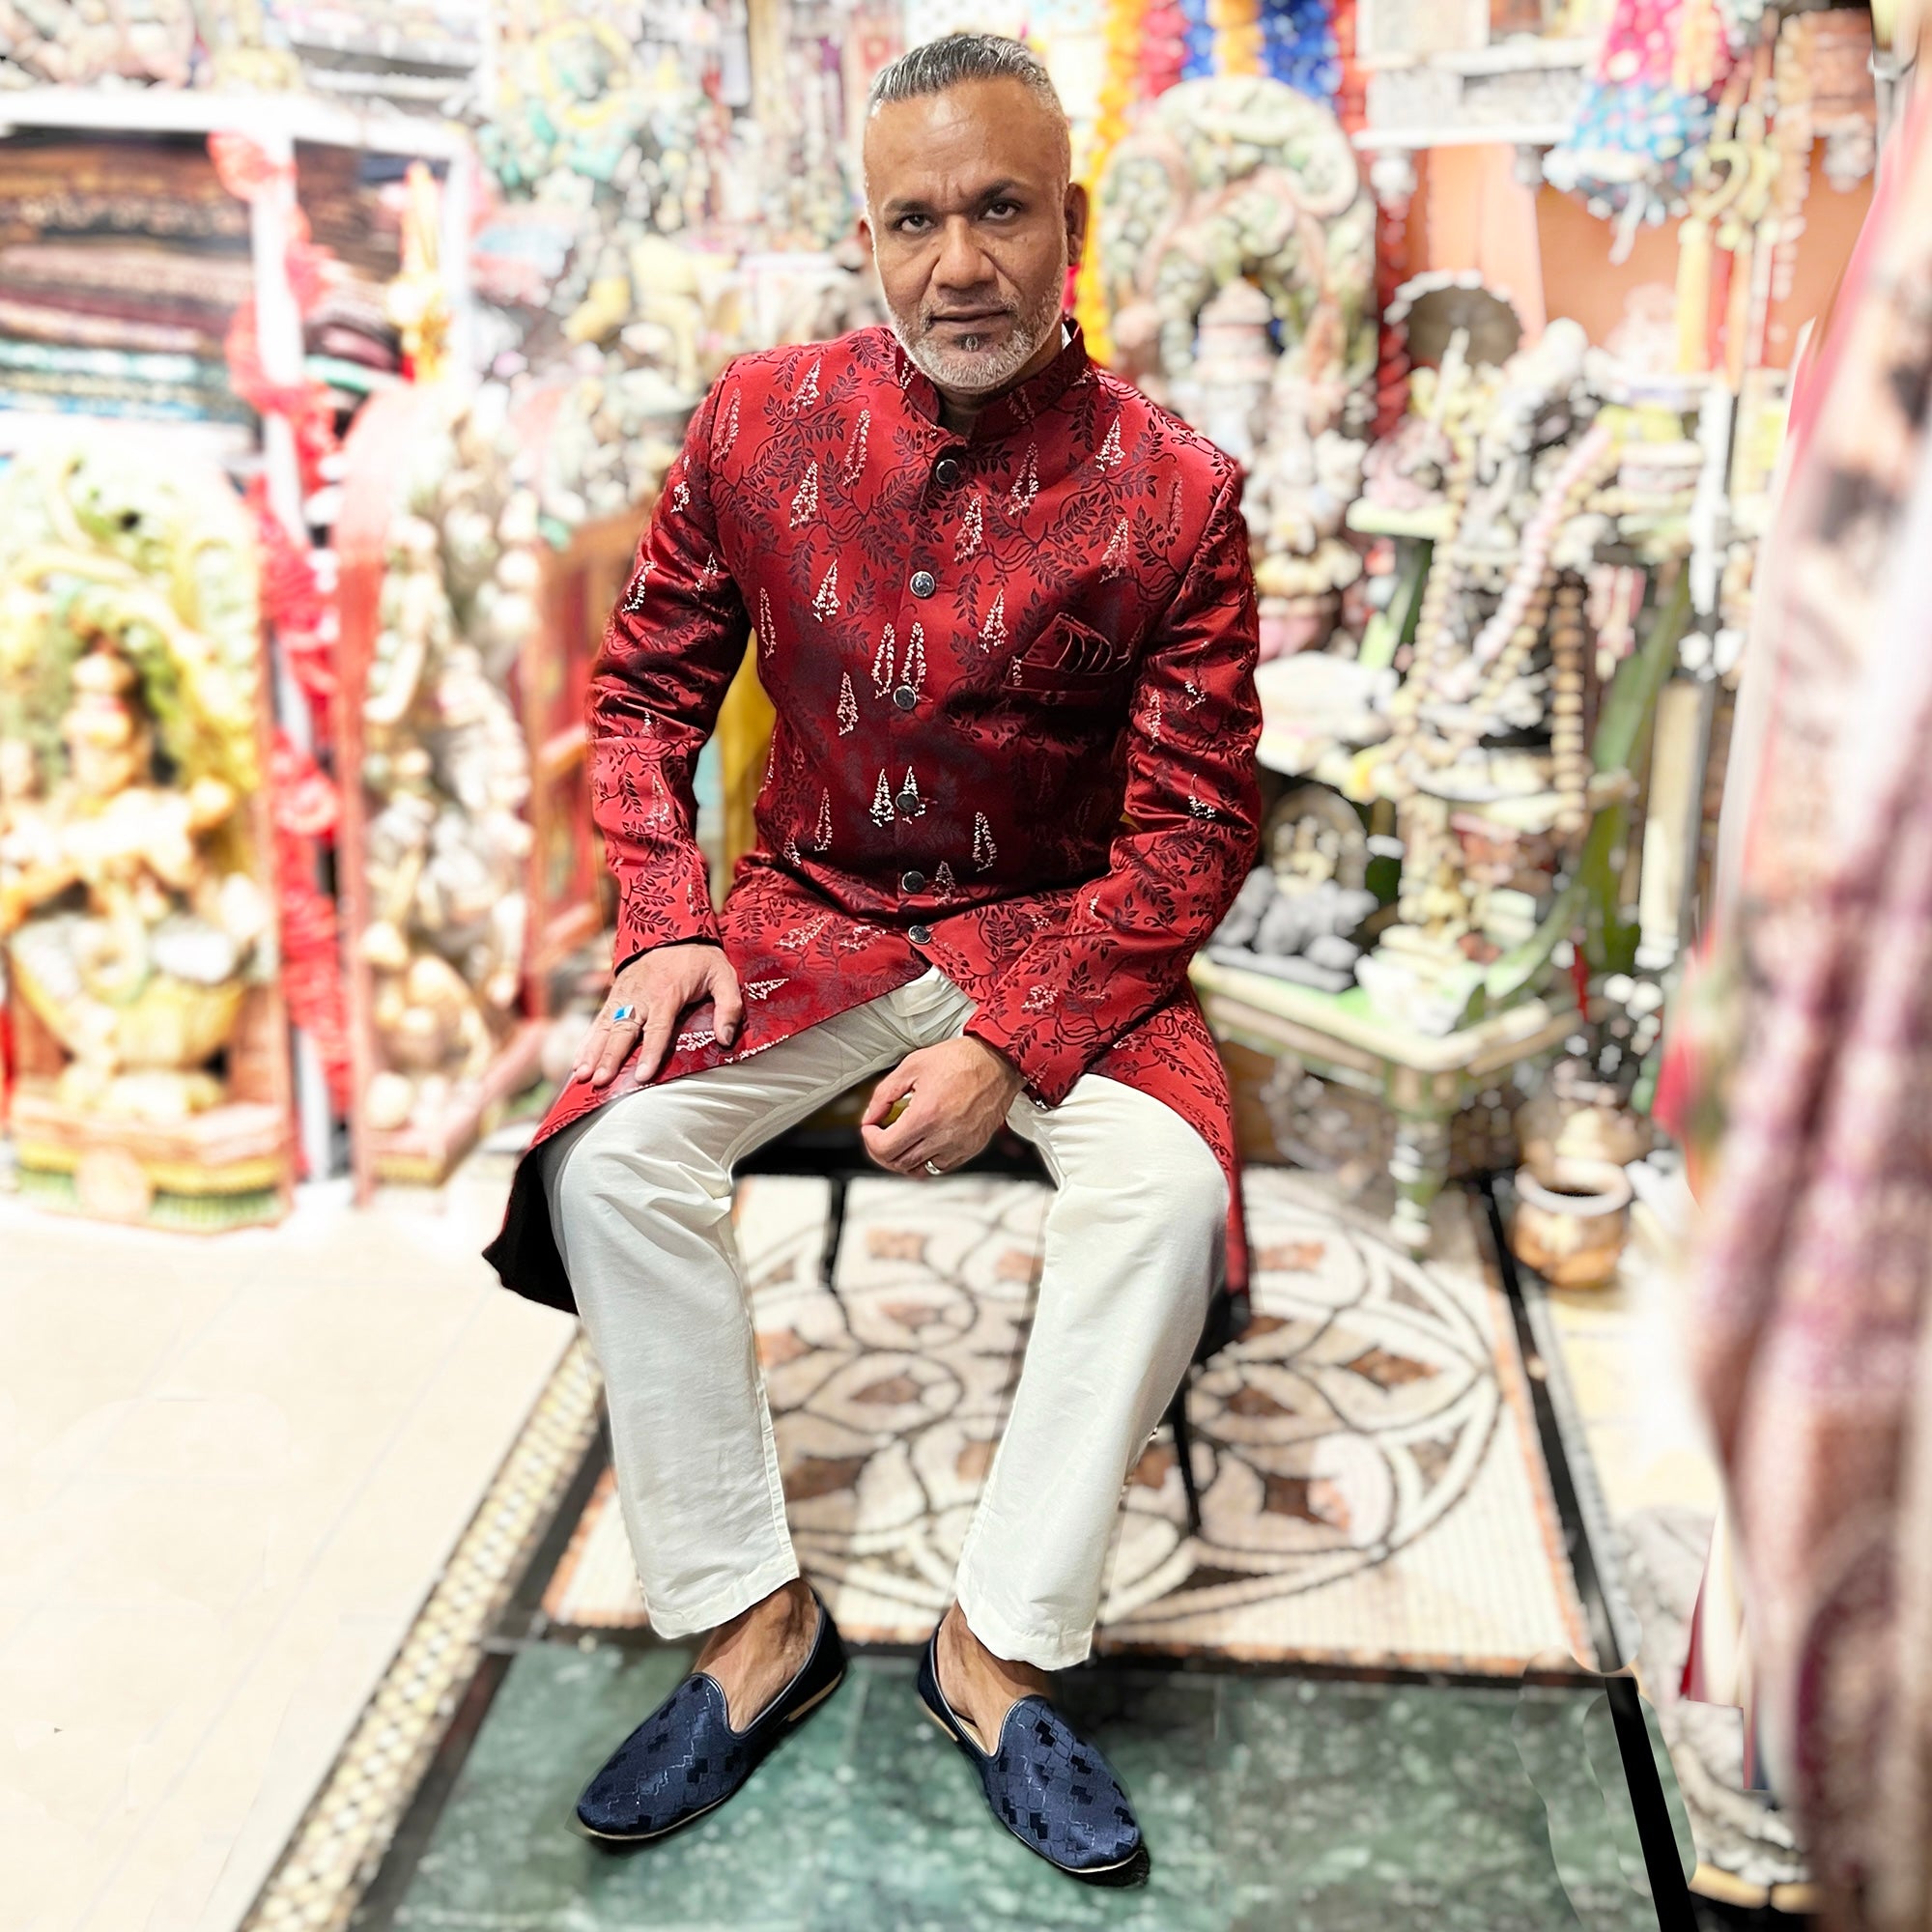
top-left (0, 83), bottom-right (470, 156)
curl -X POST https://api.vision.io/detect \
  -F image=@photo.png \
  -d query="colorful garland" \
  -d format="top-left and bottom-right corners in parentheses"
top-left (1075, 0), bottom-right (1149, 360)
top-left (1180, 0), bottom-right (1215, 78)
top-left (1210, 0), bottom-right (1263, 77)
top-left (1260, 0), bottom-right (1340, 102)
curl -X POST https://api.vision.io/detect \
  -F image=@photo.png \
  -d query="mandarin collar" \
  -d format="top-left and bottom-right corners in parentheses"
top-left (893, 317), bottom-right (1092, 445)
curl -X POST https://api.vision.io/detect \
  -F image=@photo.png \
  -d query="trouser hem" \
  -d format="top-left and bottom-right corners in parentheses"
top-left (643, 1549), bottom-right (803, 1641)
top-left (954, 1575), bottom-right (1095, 1672)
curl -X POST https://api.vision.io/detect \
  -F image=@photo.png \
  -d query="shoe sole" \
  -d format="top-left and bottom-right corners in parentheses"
top-left (577, 1668), bottom-right (846, 1847)
top-left (916, 1696), bottom-right (1150, 1887)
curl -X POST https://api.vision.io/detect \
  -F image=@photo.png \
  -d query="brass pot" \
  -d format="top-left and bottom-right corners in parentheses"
top-left (1509, 1163), bottom-right (1633, 1291)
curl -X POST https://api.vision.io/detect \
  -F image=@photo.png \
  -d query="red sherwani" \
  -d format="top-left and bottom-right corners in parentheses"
top-left (486, 322), bottom-right (1262, 1308)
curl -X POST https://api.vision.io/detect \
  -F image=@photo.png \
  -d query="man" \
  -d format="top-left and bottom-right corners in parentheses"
top-left (485, 33), bottom-right (1261, 1883)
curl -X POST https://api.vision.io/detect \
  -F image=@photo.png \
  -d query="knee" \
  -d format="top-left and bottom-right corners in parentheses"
top-left (546, 1109), bottom-right (718, 1235)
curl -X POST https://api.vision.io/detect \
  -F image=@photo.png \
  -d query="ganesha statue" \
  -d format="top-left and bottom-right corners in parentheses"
top-left (1091, 77), bottom-right (1378, 657)
top-left (0, 441), bottom-right (271, 1128)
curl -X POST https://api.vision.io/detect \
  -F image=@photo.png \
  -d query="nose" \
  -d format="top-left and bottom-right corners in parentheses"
top-left (933, 214), bottom-right (996, 293)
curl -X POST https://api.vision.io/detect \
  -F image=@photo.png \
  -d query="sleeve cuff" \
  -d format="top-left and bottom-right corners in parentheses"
top-left (963, 1010), bottom-right (1085, 1110)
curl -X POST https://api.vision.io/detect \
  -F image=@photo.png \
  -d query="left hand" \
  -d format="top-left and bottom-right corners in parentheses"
top-left (861, 1037), bottom-right (1025, 1177)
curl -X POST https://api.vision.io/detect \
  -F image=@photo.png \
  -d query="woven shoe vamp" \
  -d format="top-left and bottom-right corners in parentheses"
top-left (576, 1675), bottom-right (749, 1835)
top-left (986, 1698), bottom-right (1142, 1869)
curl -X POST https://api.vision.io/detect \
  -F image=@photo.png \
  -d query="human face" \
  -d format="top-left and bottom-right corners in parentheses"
top-left (860, 77), bottom-right (1087, 402)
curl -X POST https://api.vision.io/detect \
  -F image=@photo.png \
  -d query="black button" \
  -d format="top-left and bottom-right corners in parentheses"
top-left (900, 869), bottom-right (927, 892)
top-left (910, 570), bottom-right (935, 598)
top-left (933, 456), bottom-right (962, 487)
top-left (895, 789), bottom-right (921, 815)
top-left (893, 686), bottom-right (918, 711)
top-left (908, 923), bottom-right (934, 945)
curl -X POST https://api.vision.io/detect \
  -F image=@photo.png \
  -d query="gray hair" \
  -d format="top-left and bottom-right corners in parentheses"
top-left (867, 32), bottom-right (1064, 118)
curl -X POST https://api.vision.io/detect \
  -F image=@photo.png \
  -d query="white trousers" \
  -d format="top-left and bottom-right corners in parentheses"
top-left (543, 968), bottom-right (1225, 1670)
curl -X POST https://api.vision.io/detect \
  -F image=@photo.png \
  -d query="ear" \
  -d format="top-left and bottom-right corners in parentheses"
top-left (857, 208), bottom-right (876, 258)
top-left (1064, 181), bottom-right (1090, 270)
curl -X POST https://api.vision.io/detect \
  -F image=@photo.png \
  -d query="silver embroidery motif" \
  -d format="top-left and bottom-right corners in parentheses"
top-left (953, 491), bottom-right (982, 559)
top-left (869, 770), bottom-right (895, 826)
top-left (811, 562), bottom-right (839, 620)
top-left (789, 466), bottom-right (819, 526)
top-left (973, 812), bottom-right (997, 871)
top-left (837, 673), bottom-right (858, 736)
top-left (871, 624), bottom-right (896, 697)
top-left (1007, 443), bottom-right (1038, 517)
top-left (979, 590), bottom-right (1007, 653)
top-left (839, 409), bottom-right (870, 487)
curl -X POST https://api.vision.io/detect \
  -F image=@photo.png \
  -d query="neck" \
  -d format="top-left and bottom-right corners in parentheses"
top-left (930, 322), bottom-right (1065, 436)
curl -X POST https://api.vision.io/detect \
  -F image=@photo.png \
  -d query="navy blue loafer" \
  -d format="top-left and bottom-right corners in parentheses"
top-left (575, 1590), bottom-right (845, 1843)
top-left (916, 1630), bottom-right (1149, 1885)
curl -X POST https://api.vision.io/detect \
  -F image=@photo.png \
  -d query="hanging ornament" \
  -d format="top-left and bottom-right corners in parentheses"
top-left (1076, 0), bottom-right (1151, 360)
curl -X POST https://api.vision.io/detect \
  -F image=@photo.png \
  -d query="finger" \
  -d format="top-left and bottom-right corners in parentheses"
top-left (591, 1012), bottom-right (640, 1087)
top-left (633, 1008), bottom-right (679, 1084)
top-left (572, 1019), bottom-right (611, 1081)
top-left (711, 964), bottom-right (745, 1047)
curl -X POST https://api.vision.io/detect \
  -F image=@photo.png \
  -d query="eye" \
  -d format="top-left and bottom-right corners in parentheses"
top-left (985, 199), bottom-right (1020, 219)
top-left (895, 213), bottom-right (932, 234)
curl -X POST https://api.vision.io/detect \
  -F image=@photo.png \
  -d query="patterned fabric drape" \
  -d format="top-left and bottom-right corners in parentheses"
top-left (1687, 85), bottom-right (1932, 1929)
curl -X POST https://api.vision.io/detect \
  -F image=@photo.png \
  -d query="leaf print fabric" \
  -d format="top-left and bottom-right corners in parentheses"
top-left (488, 324), bottom-right (1262, 1314)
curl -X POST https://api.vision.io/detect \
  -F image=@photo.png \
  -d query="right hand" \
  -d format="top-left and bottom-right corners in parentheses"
top-left (571, 942), bottom-right (744, 1089)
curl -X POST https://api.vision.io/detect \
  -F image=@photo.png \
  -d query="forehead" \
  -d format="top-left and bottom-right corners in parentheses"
top-left (863, 77), bottom-right (1068, 204)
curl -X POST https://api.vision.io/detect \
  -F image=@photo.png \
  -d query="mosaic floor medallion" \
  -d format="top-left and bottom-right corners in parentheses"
top-left (544, 1170), bottom-right (1593, 1675)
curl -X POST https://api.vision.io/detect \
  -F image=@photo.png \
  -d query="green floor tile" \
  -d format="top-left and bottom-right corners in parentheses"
top-left (387, 1645), bottom-right (1664, 1932)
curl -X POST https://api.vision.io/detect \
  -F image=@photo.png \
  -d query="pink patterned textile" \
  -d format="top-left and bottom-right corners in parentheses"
top-left (1687, 87), bottom-right (1932, 1930)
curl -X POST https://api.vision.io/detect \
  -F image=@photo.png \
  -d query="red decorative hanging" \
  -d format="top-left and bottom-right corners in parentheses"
top-left (267, 731), bottom-right (353, 1115)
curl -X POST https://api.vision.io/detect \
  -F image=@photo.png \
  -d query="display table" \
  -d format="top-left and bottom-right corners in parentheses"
top-left (1191, 953), bottom-right (1589, 1251)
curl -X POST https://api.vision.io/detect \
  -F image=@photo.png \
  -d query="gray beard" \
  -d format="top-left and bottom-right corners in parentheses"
top-left (891, 280), bottom-right (1065, 396)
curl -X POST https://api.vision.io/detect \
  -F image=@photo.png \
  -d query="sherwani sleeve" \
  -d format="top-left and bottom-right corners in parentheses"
top-left (586, 377), bottom-right (751, 970)
top-left (965, 470), bottom-right (1263, 1102)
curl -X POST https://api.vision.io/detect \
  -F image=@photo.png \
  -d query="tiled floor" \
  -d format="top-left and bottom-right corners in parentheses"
top-left (385, 1644), bottom-right (1679, 1932)
top-left (545, 1170), bottom-right (1593, 1676)
top-left (0, 1159), bottom-right (574, 1932)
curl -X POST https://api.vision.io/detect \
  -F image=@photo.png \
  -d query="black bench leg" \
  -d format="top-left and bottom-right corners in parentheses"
top-left (1167, 1378), bottom-right (1203, 1537)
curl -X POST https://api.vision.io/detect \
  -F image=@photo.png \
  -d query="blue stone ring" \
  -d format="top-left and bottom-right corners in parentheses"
top-left (611, 1005), bottom-right (638, 1026)
top-left (917, 1627), bottom-right (1148, 1885)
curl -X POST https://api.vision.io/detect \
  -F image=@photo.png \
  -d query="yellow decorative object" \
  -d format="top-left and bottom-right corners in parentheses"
top-left (384, 160), bottom-right (453, 385)
top-left (0, 439), bottom-right (270, 1127)
top-left (1210, 0), bottom-right (1264, 75)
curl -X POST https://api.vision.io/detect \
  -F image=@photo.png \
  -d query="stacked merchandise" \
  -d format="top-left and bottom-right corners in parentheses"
top-left (0, 0), bottom-right (195, 85)
top-left (253, 0), bottom-right (487, 114)
top-left (0, 131), bottom-right (254, 445)
top-left (294, 141), bottom-right (409, 410)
